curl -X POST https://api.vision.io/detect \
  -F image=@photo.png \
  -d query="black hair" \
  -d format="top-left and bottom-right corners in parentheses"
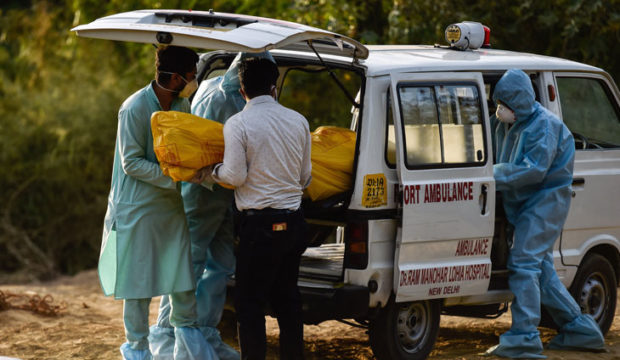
top-left (238, 58), bottom-right (279, 99)
top-left (156, 46), bottom-right (198, 85)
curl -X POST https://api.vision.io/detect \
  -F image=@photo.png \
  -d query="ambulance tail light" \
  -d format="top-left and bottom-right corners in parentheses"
top-left (344, 221), bottom-right (368, 270)
top-left (548, 84), bottom-right (556, 101)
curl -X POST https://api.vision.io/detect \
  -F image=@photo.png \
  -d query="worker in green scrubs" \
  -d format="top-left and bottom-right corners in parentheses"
top-left (99, 45), bottom-right (216, 360)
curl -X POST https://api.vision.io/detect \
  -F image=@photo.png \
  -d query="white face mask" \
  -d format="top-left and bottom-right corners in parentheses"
top-left (496, 104), bottom-right (516, 124)
top-left (158, 71), bottom-right (198, 98)
top-left (178, 77), bottom-right (198, 98)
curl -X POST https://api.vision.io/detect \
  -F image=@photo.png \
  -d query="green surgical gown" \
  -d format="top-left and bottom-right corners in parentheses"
top-left (99, 81), bottom-right (195, 299)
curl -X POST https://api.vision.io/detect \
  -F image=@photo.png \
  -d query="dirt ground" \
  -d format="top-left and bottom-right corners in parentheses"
top-left (1, 270), bottom-right (619, 360)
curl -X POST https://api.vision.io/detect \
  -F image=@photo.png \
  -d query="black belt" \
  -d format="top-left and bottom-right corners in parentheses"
top-left (241, 208), bottom-right (299, 216)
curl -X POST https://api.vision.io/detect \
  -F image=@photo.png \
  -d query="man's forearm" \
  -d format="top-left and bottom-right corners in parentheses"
top-left (212, 161), bottom-right (247, 187)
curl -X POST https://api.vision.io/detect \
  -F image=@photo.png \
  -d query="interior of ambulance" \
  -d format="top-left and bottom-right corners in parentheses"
top-left (195, 51), bottom-right (363, 131)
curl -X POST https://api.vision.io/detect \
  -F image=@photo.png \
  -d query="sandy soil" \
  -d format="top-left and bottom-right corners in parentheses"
top-left (1, 269), bottom-right (619, 360)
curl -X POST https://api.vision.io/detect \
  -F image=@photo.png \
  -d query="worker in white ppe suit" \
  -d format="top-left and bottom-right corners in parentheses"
top-left (485, 69), bottom-right (605, 358)
top-left (100, 45), bottom-right (218, 360)
top-left (149, 51), bottom-right (274, 360)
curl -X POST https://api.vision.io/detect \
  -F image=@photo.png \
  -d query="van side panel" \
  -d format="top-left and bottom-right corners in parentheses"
top-left (554, 72), bottom-right (620, 272)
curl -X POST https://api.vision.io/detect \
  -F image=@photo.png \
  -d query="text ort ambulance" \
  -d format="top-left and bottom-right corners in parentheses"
top-left (73, 12), bottom-right (620, 360)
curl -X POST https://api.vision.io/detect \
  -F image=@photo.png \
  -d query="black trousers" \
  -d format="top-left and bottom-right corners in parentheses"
top-left (234, 208), bottom-right (307, 360)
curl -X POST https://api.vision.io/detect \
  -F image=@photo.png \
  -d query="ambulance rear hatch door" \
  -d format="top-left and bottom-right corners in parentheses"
top-left (71, 9), bottom-right (368, 60)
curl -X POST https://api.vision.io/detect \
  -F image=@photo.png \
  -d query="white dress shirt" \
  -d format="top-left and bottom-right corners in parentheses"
top-left (212, 95), bottom-right (312, 211)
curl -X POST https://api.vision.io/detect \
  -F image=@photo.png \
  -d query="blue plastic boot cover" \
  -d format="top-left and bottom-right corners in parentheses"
top-left (201, 326), bottom-right (239, 360)
top-left (121, 342), bottom-right (154, 360)
top-left (547, 314), bottom-right (606, 351)
top-left (174, 326), bottom-right (219, 360)
top-left (485, 330), bottom-right (547, 359)
top-left (149, 325), bottom-right (175, 360)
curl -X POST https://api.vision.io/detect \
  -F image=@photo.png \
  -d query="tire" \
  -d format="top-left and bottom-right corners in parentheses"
top-left (569, 253), bottom-right (617, 335)
top-left (368, 297), bottom-right (440, 360)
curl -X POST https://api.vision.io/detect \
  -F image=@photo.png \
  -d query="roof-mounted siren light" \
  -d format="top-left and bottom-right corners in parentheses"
top-left (445, 21), bottom-right (488, 50)
top-left (482, 25), bottom-right (491, 48)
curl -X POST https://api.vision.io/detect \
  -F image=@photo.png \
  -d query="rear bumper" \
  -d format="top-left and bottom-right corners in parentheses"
top-left (226, 280), bottom-right (370, 325)
top-left (300, 283), bottom-right (370, 324)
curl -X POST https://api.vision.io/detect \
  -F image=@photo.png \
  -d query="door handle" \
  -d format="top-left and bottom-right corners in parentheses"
top-left (571, 178), bottom-right (585, 198)
top-left (480, 184), bottom-right (488, 215)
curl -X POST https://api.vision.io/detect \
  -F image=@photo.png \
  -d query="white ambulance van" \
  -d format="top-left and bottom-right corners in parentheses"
top-left (74, 11), bottom-right (620, 360)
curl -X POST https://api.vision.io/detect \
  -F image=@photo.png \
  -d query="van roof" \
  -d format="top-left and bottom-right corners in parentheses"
top-left (272, 45), bottom-right (601, 77)
top-left (360, 45), bottom-right (602, 77)
top-left (73, 10), bottom-right (603, 78)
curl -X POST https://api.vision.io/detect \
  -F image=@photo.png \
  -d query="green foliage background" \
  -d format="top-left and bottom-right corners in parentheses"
top-left (1, 0), bottom-right (619, 281)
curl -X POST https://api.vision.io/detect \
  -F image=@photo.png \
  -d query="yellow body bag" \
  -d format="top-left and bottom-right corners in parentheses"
top-left (305, 126), bottom-right (356, 201)
top-left (151, 111), bottom-right (224, 182)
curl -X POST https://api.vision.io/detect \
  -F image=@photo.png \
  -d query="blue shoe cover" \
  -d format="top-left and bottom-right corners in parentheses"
top-left (121, 342), bottom-right (153, 360)
top-left (174, 326), bottom-right (219, 360)
top-left (149, 325), bottom-right (175, 360)
top-left (201, 326), bottom-right (239, 360)
top-left (485, 331), bottom-right (546, 359)
top-left (547, 314), bottom-right (606, 351)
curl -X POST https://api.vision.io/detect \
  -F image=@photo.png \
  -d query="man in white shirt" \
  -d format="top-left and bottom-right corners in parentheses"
top-left (208, 57), bottom-right (312, 360)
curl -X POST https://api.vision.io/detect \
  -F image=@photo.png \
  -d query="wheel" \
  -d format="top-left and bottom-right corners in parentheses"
top-left (569, 253), bottom-right (617, 334)
top-left (368, 297), bottom-right (440, 360)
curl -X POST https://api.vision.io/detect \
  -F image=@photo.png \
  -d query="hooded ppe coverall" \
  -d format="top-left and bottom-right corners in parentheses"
top-left (101, 81), bottom-right (216, 360)
top-left (486, 69), bottom-right (605, 358)
top-left (150, 52), bottom-right (274, 360)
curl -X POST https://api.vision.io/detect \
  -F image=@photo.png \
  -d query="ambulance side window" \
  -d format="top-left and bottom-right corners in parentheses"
top-left (397, 83), bottom-right (486, 168)
top-left (556, 76), bottom-right (620, 149)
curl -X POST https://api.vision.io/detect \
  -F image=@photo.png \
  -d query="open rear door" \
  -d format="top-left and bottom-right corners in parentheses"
top-left (390, 72), bottom-right (495, 302)
top-left (72, 9), bottom-right (368, 59)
